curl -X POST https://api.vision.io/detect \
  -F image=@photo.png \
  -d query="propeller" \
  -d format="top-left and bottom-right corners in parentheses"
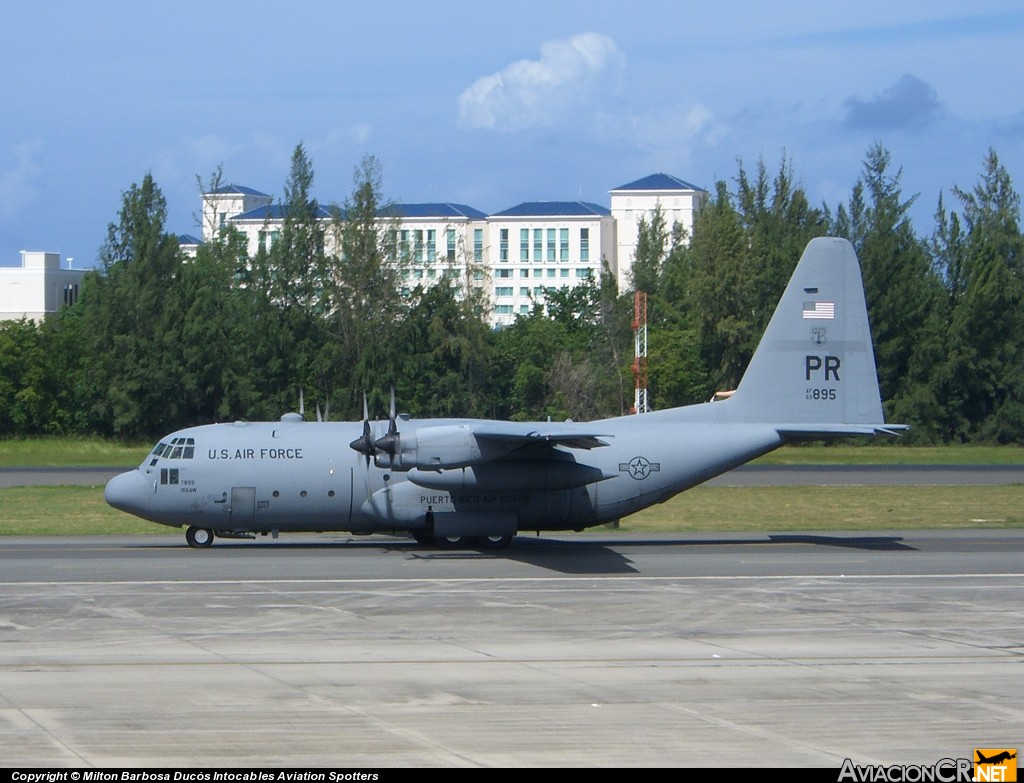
top-left (348, 393), bottom-right (376, 463)
top-left (374, 387), bottom-right (401, 464)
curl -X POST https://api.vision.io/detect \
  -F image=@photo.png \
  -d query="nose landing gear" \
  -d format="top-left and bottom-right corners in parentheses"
top-left (185, 526), bottom-right (214, 549)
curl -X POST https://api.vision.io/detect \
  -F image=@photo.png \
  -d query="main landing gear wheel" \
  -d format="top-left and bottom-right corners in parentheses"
top-left (438, 535), bottom-right (468, 549)
top-left (478, 534), bottom-right (514, 550)
top-left (185, 526), bottom-right (214, 549)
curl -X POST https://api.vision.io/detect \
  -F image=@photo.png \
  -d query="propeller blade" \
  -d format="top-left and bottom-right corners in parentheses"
top-left (374, 387), bottom-right (400, 457)
top-left (348, 393), bottom-right (376, 462)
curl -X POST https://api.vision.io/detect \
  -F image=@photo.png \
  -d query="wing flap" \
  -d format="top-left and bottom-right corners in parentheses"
top-left (471, 423), bottom-right (610, 450)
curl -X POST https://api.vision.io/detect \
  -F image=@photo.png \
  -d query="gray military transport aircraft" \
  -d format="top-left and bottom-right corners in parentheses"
top-left (105, 237), bottom-right (904, 549)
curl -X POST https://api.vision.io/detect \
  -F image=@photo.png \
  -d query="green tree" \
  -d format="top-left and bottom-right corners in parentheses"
top-left (836, 144), bottom-right (941, 425)
top-left (398, 279), bottom-right (494, 417)
top-left (736, 154), bottom-right (828, 338)
top-left (79, 174), bottom-right (188, 437)
top-left (629, 204), bottom-right (671, 295)
top-left (684, 180), bottom-right (753, 390)
top-left (176, 226), bottom-right (264, 422)
top-left (327, 155), bottom-right (409, 415)
top-left (944, 149), bottom-right (1024, 441)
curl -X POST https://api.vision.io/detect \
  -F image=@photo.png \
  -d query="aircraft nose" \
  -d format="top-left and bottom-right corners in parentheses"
top-left (104, 470), bottom-right (152, 517)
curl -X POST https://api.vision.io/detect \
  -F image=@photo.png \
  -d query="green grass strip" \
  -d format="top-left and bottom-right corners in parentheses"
top-left (2, 484), bottom-right (1021, 536)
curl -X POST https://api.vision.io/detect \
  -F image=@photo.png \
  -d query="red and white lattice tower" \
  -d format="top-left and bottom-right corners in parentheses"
top-left (631, 289), bottom-right (649, 414)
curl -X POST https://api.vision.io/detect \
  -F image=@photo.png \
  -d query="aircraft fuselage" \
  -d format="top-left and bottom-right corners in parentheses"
top-left (105, 411), bottom-right (785, 543)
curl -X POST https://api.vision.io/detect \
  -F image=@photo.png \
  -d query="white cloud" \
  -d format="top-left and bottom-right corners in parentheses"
top-left (0, 140), bottom-right (44, 226)
top-left (843, 74), bottom-right (943, 130)
top-left (458, 32), bottom-right (625, 131)
top-left (327, 123), bottom-right (374, 147)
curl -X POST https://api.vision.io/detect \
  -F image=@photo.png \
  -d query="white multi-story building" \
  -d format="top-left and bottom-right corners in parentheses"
top-left (609, 173), bottom-right (705, 292)
top-left (0, 251), bottom-right (85, 322)
top-left (486, 201), bottom-right (615, 327)
top-left (197, 173), bottom-right (705, 326)
top-left (383, 203), bottom-right (490, 300)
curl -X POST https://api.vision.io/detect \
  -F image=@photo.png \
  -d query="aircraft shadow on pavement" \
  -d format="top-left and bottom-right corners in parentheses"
top-left (130, 533), bottom-right (915, 576)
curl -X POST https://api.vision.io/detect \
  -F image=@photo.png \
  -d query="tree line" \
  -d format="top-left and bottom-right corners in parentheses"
top-left (1, 142), bottom-right (1021, 444)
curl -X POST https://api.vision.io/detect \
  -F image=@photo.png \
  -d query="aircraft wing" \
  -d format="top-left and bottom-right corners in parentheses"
top-left (470, 422), bottom-right (611, 450)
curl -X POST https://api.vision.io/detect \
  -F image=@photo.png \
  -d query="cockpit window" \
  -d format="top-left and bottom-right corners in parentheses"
top-left (150, 437), bottom-right (196, 461)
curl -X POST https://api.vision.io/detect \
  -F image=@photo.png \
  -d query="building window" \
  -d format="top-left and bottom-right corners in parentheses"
top-left (519, 287), bottom-right (530, 296)
top-left (546, 228), bottom-right (556, 262)
top-left (258, 230), bottom-right (267, 253)
top-left (427, 230), bottom-right (436, 262)
top-left (496, 268), bottom-right (512, 278)
top-left (520, 228), bottom-right (529, 262)
top-left (447, 228), bottom-right (456, 260)
top-left (414, 230), bottom-right (424, 263)
top-left (547, 268), bottom-right (556, 278)
top-left (560, 228), bottom-right (569, 262)
top-left (474, 228), bottom-right (483, 262)
top-left (500, 228), bottom-right (508, 262)
top-left (400, 230), bottom-right (410, 261)
top-left (520, 268), bottom-right (529, 278)
top-left (63, 284), bottom-right (79, 307)
top-left (495, 286), bottom-right (513, 297)
top-left (495, 304), bottom-right (513, 315)
top-left (533, 228), bottom-right (542, 261)
top-left (560, 268), bottom-right (569, 278)
top-left (576, 268), bottom-right (593, 278)
top-left (580, 228), bottom-right (589, 262)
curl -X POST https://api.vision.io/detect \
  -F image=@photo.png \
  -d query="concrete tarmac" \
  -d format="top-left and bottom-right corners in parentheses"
top-left (1, 531), bottom-right (1022, 768)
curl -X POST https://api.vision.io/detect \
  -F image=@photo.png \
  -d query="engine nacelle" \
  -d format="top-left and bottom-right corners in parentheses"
top-left (376, 424), bottom-right (508, 471)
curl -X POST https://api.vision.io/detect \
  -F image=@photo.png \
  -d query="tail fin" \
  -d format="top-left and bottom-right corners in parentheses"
top-left (726, 237), bottom-right (895, 435)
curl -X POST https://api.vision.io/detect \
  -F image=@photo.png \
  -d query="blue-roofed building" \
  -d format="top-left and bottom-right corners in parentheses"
top-left (195, 172), bottom-right (703, 327)
top-left (610, 172), bottom-right (707, 290)
top-left (487, 201), bottom-right (616, 327)
top-left (384, 203), bottom-right (488, 220)
top-left (378, 203), bottom-right (492, 301)
top-left (177, 234), bottom-right (204, 259)
top-left (201, 185), bottom-right (273, 241)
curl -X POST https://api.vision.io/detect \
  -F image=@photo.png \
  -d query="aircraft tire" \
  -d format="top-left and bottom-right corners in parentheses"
top-left (438, 535), bottom-right (467, 550)
top-left (478, 534), bottom-right (514, 550)
top-left (185, 526), bottom-right (214, 549)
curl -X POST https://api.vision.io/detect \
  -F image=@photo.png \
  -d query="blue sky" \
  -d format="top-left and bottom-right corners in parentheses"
top-left (2, 1), bottom-right (1022, 267)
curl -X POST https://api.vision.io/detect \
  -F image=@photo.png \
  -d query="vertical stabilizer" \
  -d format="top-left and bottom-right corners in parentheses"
top-left (726, 237), bottom-right (885, 430)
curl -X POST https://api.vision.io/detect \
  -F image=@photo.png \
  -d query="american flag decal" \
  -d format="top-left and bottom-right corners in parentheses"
top-left (802, 301), bottom-right (835, 320)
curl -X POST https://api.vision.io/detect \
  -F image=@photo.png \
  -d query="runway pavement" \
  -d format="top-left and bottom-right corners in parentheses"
top-left (1, 531), bottom-right (1021, 768)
